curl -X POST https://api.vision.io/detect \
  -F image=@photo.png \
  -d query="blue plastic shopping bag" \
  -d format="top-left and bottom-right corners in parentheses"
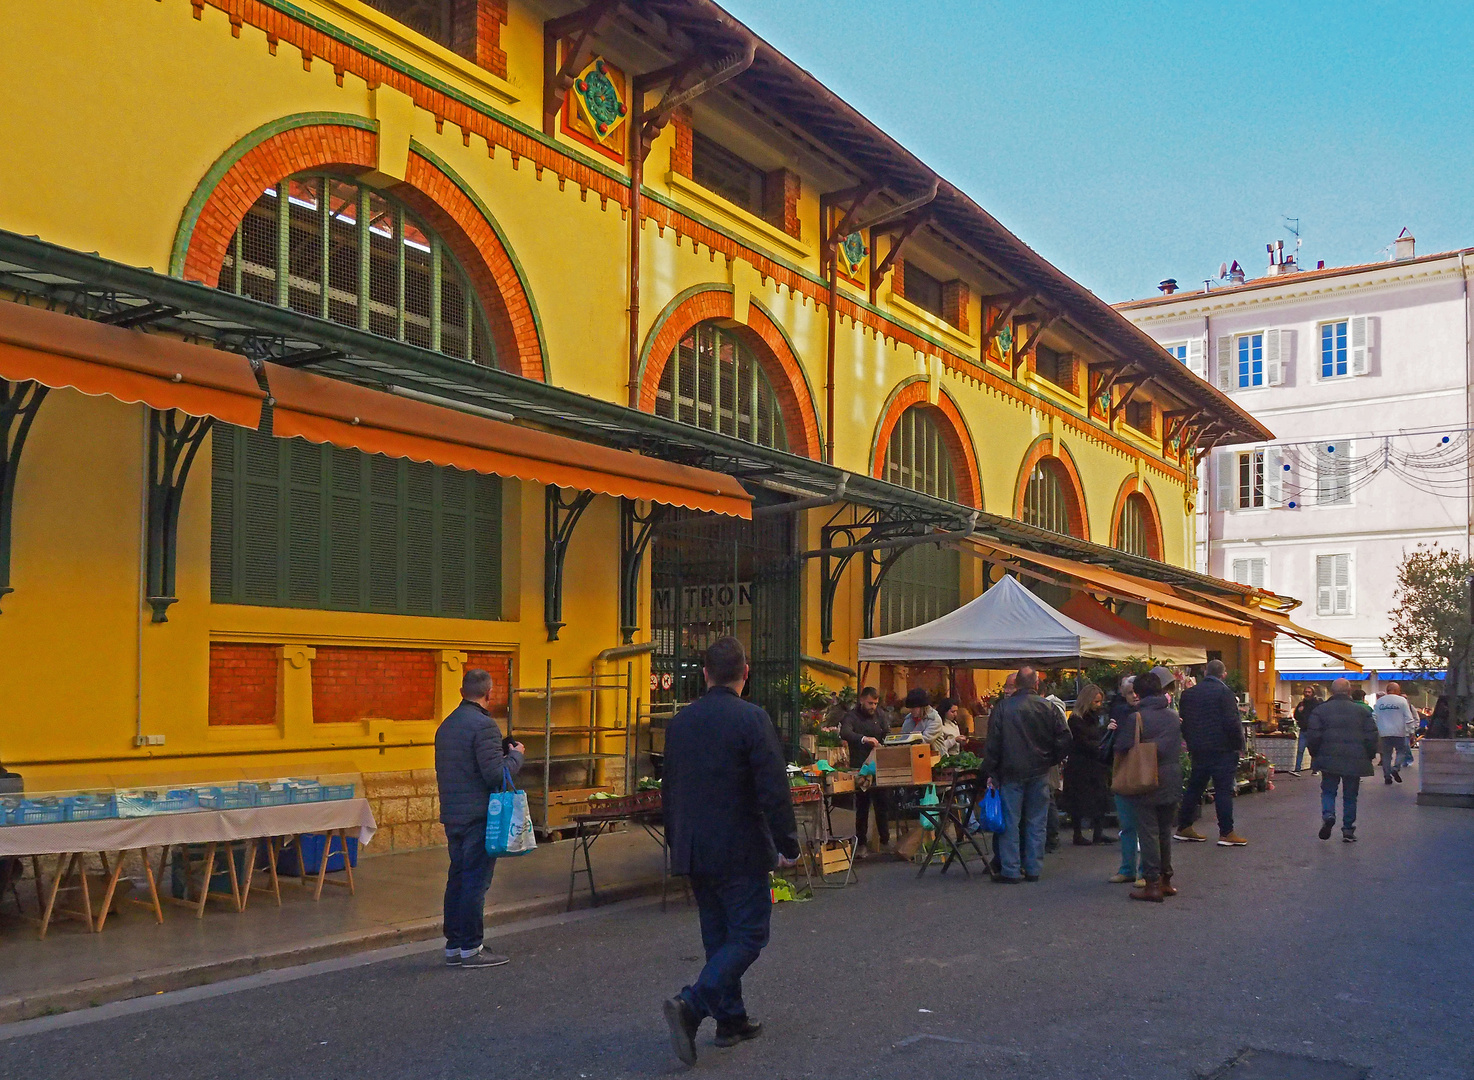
top-left (980, 785), bottom-right (1006, 834)
top-left (485, 767), bottom-right (537, 857)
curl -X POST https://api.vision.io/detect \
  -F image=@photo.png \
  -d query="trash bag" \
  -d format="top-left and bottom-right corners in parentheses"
top-left (485, 767), bottom-right (537, 857)
top-left (919, 785), bottom-right (941, 831)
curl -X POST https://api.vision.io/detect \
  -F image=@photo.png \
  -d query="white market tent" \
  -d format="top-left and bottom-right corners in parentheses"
top-left (857, 575), bottom-right (1144, 667)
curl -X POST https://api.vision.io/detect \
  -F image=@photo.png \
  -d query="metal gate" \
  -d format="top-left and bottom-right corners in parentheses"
top-left (649, 503), bottom-right (801, 755)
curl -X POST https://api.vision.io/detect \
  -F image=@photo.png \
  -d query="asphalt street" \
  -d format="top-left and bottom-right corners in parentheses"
top-left (1, 766), bottom-right (1469, 1080)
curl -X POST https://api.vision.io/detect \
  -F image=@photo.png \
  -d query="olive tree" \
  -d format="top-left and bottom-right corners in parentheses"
top-left (1381, 545), bottom-right (1474, 734)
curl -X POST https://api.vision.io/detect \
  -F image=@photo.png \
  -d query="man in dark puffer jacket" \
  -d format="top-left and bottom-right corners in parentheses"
top-left (436, 667), bottom-right (523, 968)
top-left (1174, 659), bottom-right (1248, 847)
top-left (1306, 678), bottom-right (1378, 842)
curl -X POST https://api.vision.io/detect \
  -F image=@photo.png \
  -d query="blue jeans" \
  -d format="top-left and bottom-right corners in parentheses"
top-left (998, 775), bottom-right (1050, 879)
top-left (1380, 737), bottom-right (1409, 779)
top-left (1114, 794), bottom-right (1139, 877)
top-left (1321, 773), bottom-right (1361, 831)
top-left (1295, 730), bottom-right (1309, 771)
top-left (443, 821), bottom-right (497, 954)
top-left (681, 872), bottom-right (772, 1025)
top-left (1178, 750), bottom-right (1238, 836)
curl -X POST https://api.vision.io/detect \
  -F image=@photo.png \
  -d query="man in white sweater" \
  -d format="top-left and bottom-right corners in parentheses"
top-left (1372, 682), bottom-right (1417, 786)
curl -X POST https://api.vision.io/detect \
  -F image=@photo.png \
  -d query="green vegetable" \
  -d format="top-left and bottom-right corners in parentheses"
top-left (937, 751), bottom-right (982, 771)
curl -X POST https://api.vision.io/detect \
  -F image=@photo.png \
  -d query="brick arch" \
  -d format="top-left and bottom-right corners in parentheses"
top-left (172, 116), bottom-right (546, 381)
top-left (1110, 476), bottom-right (1165, 561)
top-left (1013, 434), bottom-right (1091, 540)
top-left (869, 377), bottom-right (983, 509)
top-left (636, 286), bottom-right (822, 459)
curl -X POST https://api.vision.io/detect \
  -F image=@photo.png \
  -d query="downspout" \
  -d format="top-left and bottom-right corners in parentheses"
top-left (135, 408), bottom-right (149, 747)
top-left (1200, 313), bottom-right (1212, 576)
top-left (626, 89), bottom-right (644, 407)
top-left (1462, 252), bottom-right (1471, 558)
top-left (825, 245), bottom-right (837, 463)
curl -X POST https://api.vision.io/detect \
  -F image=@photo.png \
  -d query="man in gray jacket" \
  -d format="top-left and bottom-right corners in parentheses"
top-left (1306, 678), bottom-right (1378, 842)
top-left (435, 667), bottom-right (523, 968)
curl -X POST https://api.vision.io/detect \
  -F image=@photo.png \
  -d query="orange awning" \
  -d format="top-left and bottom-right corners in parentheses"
top-left (968, 539), bottom-right (1253, 639)
top-left (0, 300), bottom-right (265, 427)
top-left (264, 363), bottom-right (752, 518)
top-left (1058, 593), bottom-right (1208, 664)
top-left (1181, 590), bottom-right (1362, 670)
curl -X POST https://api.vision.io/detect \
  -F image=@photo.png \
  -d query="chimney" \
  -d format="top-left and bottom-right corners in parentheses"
top-left (1394, 228), bottom-right (1415, 261)
top-left (1158, 278), bottom-right (1178, 295)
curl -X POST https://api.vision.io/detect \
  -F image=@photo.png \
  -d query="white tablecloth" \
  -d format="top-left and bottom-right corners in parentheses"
top-left (0, 799), bottom-right (377, 857)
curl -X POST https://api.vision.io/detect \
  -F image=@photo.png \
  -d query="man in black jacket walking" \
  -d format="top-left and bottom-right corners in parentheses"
top-left (1174, 660), bottom-right (1248, 847)
top-left (435, 667), bottom-right (523, 969)
top-left (662, 636), bottom-right (800, 1066)
top-left (983, 667), bottom-right (1071, 883)
top-left (1306, 677), bottom-right (1379, 841)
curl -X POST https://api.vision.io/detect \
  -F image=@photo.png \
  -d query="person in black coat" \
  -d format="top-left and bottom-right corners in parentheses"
top-left (838, 686), bottom-right (891, 856)
top-left (1306, 678), bottom-right (1379, 841)
top-left (1174, 660), bottom-right (1247, 846)
top-left (662, 636), bottom-right (800, 1066)
top-left (434, 667), bottom-right (523, 968)
top-left (1063, 683), bottom-right (1112, 845)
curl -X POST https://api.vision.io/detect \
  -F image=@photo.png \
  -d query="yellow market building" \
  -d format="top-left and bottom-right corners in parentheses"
top-left (0, 0), bottom-right (1338, 846)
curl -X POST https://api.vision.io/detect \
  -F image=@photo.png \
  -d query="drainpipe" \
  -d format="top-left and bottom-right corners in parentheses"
top-left (1201, 313), bottom-right (1212, 576)
top-left (135, 408), bottom-right (148, 748)
top-left (626, 91), bottom-right (644, 407)
top-left (1462, 252), bottom-right (1471, 558)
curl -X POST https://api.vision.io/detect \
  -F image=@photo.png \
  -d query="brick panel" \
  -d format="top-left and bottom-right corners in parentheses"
top-left (462, 651), bottom-right (512, 717)
top-left (942, 279), bottom-right (970, 335)
top-left (312, 646), bottom-right (437, 724)
top-left (670, 113), bottom-right (693, 177)
top-left (763, 168), bottom-right (800, 239)
top-left (209, 643), bottom-right (278, 725)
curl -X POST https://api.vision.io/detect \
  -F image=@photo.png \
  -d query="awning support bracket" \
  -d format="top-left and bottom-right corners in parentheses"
top-left (619, 497), bottom-right (666, 645)
top-left (146, 408), bottom-right (213, 623)
top-left (545, 485), bottom-right (596, 641)
top-left (0, 379), bottom-right (48, 614)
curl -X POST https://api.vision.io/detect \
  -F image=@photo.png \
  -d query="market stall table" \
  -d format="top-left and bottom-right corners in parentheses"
top-left (914, 771), bottom-right (989, 879)
top-left (0, 799), bottom-right (377, 937)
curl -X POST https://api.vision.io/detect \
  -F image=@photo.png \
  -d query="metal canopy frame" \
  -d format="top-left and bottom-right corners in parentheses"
top-left (146, 409), bottom-right (213, 623)
top-left (0, 379), bottom-right (47, 612)
top-left (0, 230), bottom-right (1268, 610)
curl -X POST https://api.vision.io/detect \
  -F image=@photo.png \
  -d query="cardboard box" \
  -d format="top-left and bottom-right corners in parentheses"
top-left (873, 744), bottom-right (934, 786)
top-left (528, 787), bottom-right (612, 830)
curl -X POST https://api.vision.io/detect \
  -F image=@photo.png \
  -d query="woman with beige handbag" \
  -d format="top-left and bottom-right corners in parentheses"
top-left (1109, 670), bottom-right (1184, 903)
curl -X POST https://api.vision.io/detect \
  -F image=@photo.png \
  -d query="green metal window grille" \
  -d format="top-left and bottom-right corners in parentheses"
top-left (1117, 492), bottom-right (1151, 558)
top-left (1023, 459), bottom-right (1077, 537)
top-left (655, 321), bottom-right (787, 450)
top-left (882, 405), bottom-right (957, 501)
top-left (219, 173), bottom-right (496, 366)
top-left (879, 405), bottom-right (960, 633)
top-left (210, 425), bottom-right (502, 619)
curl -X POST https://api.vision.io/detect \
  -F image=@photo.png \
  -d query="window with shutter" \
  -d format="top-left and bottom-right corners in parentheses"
top-left (1215, 335), bottom-right (1234, 390)
top-left (1185, 337), bottom-right (1206, 377)
top-left (1320, 321), bottom-right (1349, 378)
top-left (1236, 333), bottom-right (1264, 388)
top-left (1231, 557), bottom-right (1266, 589)
top-left (1349, 316), bottom-right (1371, 375)
top-left (210, 425), bottom-right (502, 619)
top-left (1316, 553), bottom-right (1352, 615)
top-left (1315, 445), bottom-right (1352, 505)
top-left (655, 322), bottom-right (787, 450)
top-left (1237, 450), bottom-right (1265, 509)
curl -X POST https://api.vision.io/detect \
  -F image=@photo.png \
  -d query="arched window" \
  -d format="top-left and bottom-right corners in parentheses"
top-left (218, 173), bottom-right (496, 366)
top-left (878, 405), bottom-right (960, 634)
top-left (655, 321), bottom-right (786, 449)
top-left (1023, 458), bottom-right (1080, 537)
top-left (883, 406), bottom-right (957, 500)
top-left (1115, 491), bottom-right (1158, 559)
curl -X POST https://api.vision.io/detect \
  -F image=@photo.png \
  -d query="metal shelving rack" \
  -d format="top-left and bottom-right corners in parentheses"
top-left (509, 659), bottom-right (636, 836)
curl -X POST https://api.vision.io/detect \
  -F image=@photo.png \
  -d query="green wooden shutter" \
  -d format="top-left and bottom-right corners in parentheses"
top-left (405, 460), bottom-right (435, 614)
top-left (471, 474), bottom-right (502, 619)
top-left (210, 427), bottom-right (236, 601)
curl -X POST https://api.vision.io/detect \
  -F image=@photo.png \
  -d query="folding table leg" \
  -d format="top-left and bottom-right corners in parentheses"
top-left (38, 853), bottom-right (70, 940)
top-left (223, 842), bottom-right (243, 913)
top-left (338, 830), bottom-right (355, 895)
top-left (264, 838), bottom-right (281, 906)
top-left (95, 851), bottom-right (126, 932)
top-left (196, 844), bottom-right (217, 919)
top-left (312, 834), bottom-right (330, 901)
top-left (30, 855), bottom-right (44, 914)
top-left (139, 847), bottom-right (164, 923)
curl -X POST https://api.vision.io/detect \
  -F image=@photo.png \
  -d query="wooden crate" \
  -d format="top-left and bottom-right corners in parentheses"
top-left (825, 772), bottom-right (855, 794)
top-left (1417, 740), bottom-right (1474, 807)
top-left (814, 839), bottom-right (852, 875)
top-left (873, 744), bottom-right (934, 786)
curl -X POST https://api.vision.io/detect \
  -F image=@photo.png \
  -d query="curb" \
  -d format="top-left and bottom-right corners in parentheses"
top-left (0, 876), bottom-right (668, 1025)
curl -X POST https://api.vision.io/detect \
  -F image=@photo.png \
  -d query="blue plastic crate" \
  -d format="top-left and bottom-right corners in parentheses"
top-left (277, 833), bottom-right (358, 876)
top-left (196, 785), bottom-right (255, 811)
top-left (0, 800), bottom-right (15, 826)
top-left (63, 795), bottom-right (117, 822)
top-left (320, 783), bottom-right (356, 801)
top-left (14, 800), bottom-right (65, 825)
top-left (117, 789), bottom-right (200, 818)
top-left (287, 781), bottom-right (324, 804)
top-left (245, 783), bottom-right (291, 807)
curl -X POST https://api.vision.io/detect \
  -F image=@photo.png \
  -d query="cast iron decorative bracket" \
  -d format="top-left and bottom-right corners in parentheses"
top-left (619, 497), bottom-right (666, 644)
top-left (146, 408), bottom-right (213, 622)
top-left (0, 379), bottom-right (48, 613)
top-left (545, 484), bottom-right (596, 641)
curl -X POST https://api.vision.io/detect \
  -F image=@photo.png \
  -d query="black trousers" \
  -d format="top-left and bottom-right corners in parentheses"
top-left (1133, 800), bottom-right (1179, 882)
top-left (854, 786), bottom-right (889, 847)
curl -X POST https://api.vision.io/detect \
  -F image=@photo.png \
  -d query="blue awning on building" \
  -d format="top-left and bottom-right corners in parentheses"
top-left (1278, 670), bottom-right (1445, 681)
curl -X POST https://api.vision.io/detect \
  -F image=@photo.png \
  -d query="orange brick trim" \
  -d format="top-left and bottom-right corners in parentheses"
top-left (869, 378), bottom-right (983, 510)
top-left (208, 643), bottom-right (278, 726)
top-left (178, 121), bottom-right (545, 380)
top-left (462, 651), bottom-right (512, 718)
top-left (1109, 476), bottom-right (1165, 561)
top-left (194, 0), bottom-right (1183, 478)
top-left (312, 646), bottom-right (437, 723)
top-left (636, 286), bottom-right (822, 460)
top-left (1013, 434), bottom-right (1092, 541)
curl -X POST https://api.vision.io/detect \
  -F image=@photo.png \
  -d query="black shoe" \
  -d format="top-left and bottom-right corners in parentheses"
top-left (1094, 832), bottom-right (1115, 844)
top-left (1072, 834), bottom-right (1091, 846)
top-left (714, 1017), bottom-right (763, 1048)
top-left (1044, 843), bottom-right (1060, 854)
top-left (1385, 776), bottom-right (1394, 785)
top-left (992, 874), bottom-right (1023, 884)
top-left (1024, 874), bottom-right (1040, 882)
top-left (1318, 819), bottom-right (1334, 841)
top-left (458, 951), bottom-right (510, 969)
top-left (1342, 831), bottom-right (1358, 843)
top-left (663, 998), bottom-right (699, 1066)
top-left (1392, 770), bottom-right (1403, 784)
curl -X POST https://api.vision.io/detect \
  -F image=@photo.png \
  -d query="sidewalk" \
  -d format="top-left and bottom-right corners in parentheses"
top-left (0, 824), bottom-right (668, 1023)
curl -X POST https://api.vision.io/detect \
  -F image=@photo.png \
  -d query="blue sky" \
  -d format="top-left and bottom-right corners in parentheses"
top-left (720, 0), bottom-right (1474, 302)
